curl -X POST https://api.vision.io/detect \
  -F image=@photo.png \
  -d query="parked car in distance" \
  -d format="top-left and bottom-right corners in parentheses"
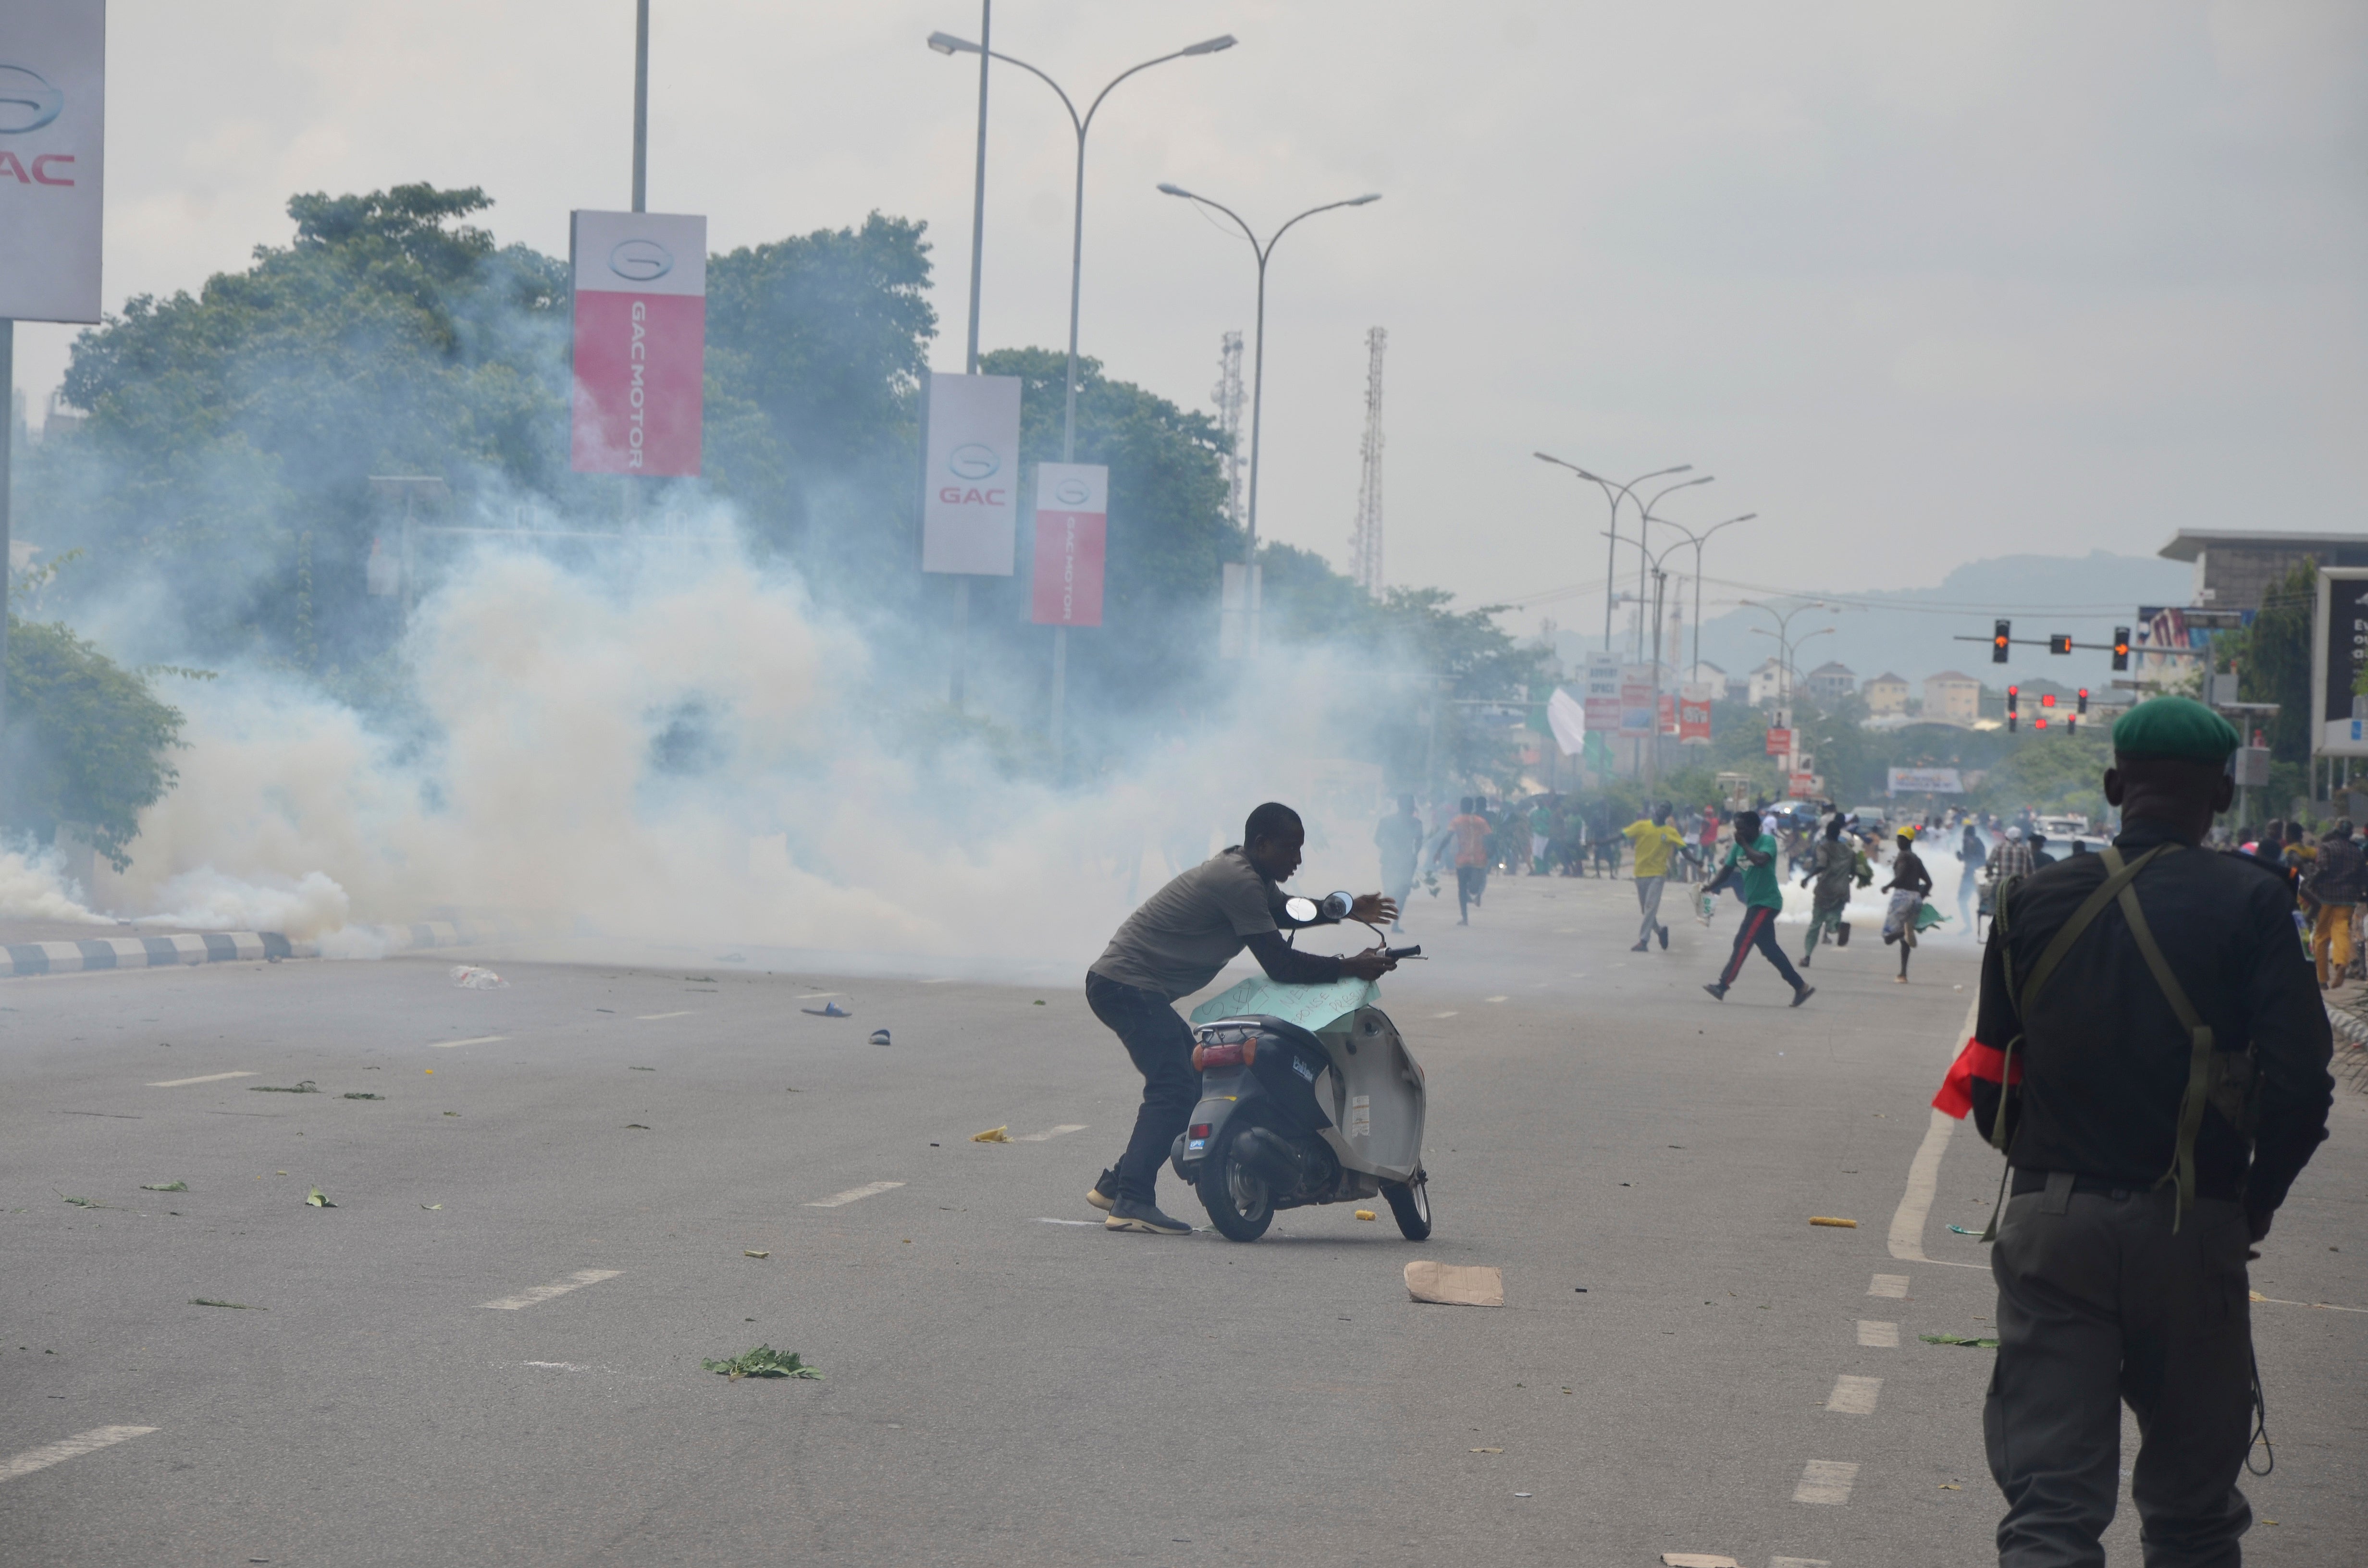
top-left (2035, 813), bottom-right (2091, 841)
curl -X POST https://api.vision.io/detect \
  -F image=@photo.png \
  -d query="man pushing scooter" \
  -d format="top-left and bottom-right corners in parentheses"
top-left (1084, 803), bottom-right (1399, 1235)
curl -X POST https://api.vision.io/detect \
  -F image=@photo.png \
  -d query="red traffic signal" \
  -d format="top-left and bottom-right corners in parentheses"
top-left (2035, 717), bottom-right (2049, 729)
top-left (2077, 688), bottom-right (2089, 714)
top-left (2040, 693), bottom-right (2056, 708)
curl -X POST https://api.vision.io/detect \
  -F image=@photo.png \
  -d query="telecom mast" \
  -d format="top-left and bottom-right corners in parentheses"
top-left (1349, 326), bottom-right (1387, 596)
top-left (1213, 331), bottom-right (1247, 534)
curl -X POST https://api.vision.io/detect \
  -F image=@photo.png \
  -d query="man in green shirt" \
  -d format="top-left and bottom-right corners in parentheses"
top-left (1623, 804), bottom-right (1692, 952)
top-left (1703, 809), bottom-right (1814, 1005)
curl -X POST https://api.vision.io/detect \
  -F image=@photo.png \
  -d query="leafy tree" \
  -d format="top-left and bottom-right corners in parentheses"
top-left (2, 608), bottom-right (189, 870)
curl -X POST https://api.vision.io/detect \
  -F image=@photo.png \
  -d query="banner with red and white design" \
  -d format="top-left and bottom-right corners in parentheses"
top-left (569, 210), bottom-right (705, 477)
top-left (1029, 463), bottom-right (1107, 626)
top-left (0, 0), bottom-right (106, 323)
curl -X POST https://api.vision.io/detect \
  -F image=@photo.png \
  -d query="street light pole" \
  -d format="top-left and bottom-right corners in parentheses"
top-left (1632, 475), bottom-right (1715, 659)
top-left (1649, 511), bottom-right (1756, 675)
top-left (929, 30), bottom-right (1234, 764)
top-left (1533, 456), bottom-right (1692, 652)
top-left (632, 0), bottom-right (649, 213)
top-left (1159, 182), bottom-right (1382, 654)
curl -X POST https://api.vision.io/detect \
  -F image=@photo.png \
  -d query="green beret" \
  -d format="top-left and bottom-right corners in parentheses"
top-left (2111, 696), bottom-right (2240, 763)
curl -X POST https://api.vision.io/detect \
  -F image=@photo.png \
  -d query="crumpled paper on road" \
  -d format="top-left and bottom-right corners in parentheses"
top-left (1404, 1260), bottom-right (1503, 1308)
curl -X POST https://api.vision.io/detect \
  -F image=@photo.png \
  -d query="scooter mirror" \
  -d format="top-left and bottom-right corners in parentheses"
top-left (1319, 891), bottom-right (1355, 920)
top-left (1283, 895), bottom-right (1321, 925)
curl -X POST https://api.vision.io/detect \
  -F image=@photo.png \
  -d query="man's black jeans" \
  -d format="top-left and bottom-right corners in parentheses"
top-left (1085, 971), bottom-right (1199, 1206)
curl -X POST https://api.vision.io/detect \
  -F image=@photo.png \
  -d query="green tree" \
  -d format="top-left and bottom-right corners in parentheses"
top-left (2, 610), bottom-right (189, 870)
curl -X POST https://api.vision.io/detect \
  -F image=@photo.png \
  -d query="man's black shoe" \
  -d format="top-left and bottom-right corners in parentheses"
top-left (1792, 985), bottom-right (1816, 1008)
top-left (1086, 1169), bottom-right (1120, 1213)
top-left (1630, 940), bottom-right (1650, 952)
top-left (1657, 924), bottom-right (1670, 950)
top-left (1703, 983), bottom-right (1727, 1001)
top-left (1104, 1198), bottom-right (1193, 1235)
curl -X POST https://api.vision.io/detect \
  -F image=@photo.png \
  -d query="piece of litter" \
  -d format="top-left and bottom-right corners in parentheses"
top-left (1354, 1209), bottom-right (1377, 1221)
top-left (1940, 1482), bottom-right (1961, 1490)
top-left (869, 1029), bottom-right (891, 1045)
top-left (1032, 999), bottom-right (1045, 1005)
top-left (450, 965), bottom-right (507, 989)
top-left (629, 1066), bottom-right (655, 1071)
top-left (802, 1002), bottom-right (851, 1017)
top-left (420, 1203), bottom-right (442, 1210)
top-left (702, 1344), bottom-right (821, 1381)
top-left (1513, 1492), bottom-right (1532, 1498)
top-left (342, 1092), bottom-right (382, 1101)
top-left (1660, 1556), bottom-right (1740, 1568)
top-left (140, 1180), bottom-right (189, 1192)
top-left (1948, 1223), bottom-right (1981, 1235)
top-left (744, 1250), bottom-right (770, 1259)
top-left (972, 1126), bottom-right (1011, 1143)
top-left (1470, 1447), bottom-right (1504, 1453)
top-left (249, 1080), bottom-right (320, 1094)
top-left (59, 1194), bottom-right (107, 1208)
top-left (305, 1187), bottom-right (336, 1208)
top-left (1921, 1333), bottom-right (2000, 1348)
top-left (625, 1123), bottom-right (651, 1130)
top-left (443, 1110), bottom-right (459, 1116)
top-left (1809, 1216), bottom-right (1858, 1228)
top-left (1406, 1260), bottom-right (1505, 1308)
top-left (190, 1298), bottom-right (264, 1310)
top-left (274, 1171), bottom-right (287, 1176)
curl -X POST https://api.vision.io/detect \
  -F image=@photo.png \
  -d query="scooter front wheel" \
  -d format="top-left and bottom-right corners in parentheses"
top-left (1196, 1134), bottom-right (1275, 1242)
top-left (1381, 1174), bottom-right (1431, 1241)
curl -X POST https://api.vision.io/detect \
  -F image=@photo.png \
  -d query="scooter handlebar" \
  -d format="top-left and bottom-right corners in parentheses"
top-left (1385, 945), bottom-right (1422, 960)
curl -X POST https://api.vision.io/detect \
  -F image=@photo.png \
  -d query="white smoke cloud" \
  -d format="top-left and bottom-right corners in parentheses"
top-left (0, 848), bottom-right (113, 926)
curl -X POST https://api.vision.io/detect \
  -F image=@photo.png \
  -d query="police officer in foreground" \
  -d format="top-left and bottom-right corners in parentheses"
top-left (1936, 698), bottom-right (2333, 1567)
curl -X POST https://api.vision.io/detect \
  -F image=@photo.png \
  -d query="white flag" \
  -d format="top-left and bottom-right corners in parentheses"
top-left (1547, 687), bottom-right (1587, 756)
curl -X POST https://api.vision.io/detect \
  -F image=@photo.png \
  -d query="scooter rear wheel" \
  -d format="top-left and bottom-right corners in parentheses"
top-left (1197, 1133), bottom-right (1275, 1242)
top-left (1381, 1174), bottom-right (1431, 1241)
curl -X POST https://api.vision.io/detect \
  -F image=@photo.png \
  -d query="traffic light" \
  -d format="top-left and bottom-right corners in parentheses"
top-left (2035, 717), bottom-right (2049, 730)
top-left (2007, 684), bottom-right (2019, 732)
top-left (1993, 620), bottom-right (2011, 663)
top-left (2048, 634), bottom-right (2073, 655)
top-left (2077, 688), bottom-right (2089, 714)
top-left (2040, 693), bottom-right (2056, 708)
top-left (2111, 628), bottom-right (2131, 672)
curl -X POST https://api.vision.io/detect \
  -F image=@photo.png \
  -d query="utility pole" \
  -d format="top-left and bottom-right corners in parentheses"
top-left (1213, 330), bottom-right (1246, 535)
top-left (0, 321), bottom-right (12, 774)
top-left (1349, 326), bottom-right (1386, 597)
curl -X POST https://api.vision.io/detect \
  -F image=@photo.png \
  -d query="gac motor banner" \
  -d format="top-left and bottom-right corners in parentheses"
top-left (921, 372), bottom-right (1022, 576)
top-left (1029, 462), bottom-right (1106, 626)
top-left (569, 210), bottom-right (705, 476)
top-left (0, 0), bottom-right (106, 323)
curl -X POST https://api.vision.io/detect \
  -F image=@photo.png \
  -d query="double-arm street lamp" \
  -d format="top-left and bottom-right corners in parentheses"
top-left (1157, 184), bottom-right (1382, 642)
top-left (1533, 456), bottom-right (1713, 655)
top-left (1649, 512), bottom-right (1756, 675)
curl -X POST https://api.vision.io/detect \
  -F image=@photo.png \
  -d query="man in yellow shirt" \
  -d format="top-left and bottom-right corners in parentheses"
top-left (1624, 804), bottom-right (1693, 952)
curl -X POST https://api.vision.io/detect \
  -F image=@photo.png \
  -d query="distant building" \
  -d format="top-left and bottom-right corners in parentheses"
top-left (1683, 662), bottom-right (1734, 701)
top-left (1747, 658), bottom-right (1788, 706)
top-left (1924, 671), bottom-right (1983, 726)
top-left (2158, 530), bottom-right (2368, 612)
top-left (1863, 673), bottom-right (1910, 715)
top-left (1804, 661), bottom-right (1857, 704)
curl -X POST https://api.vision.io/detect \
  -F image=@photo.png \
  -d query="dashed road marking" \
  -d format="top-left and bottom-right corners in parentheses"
top-left (1792, 1459), bottom-right (1859, 1504)
top-left (1, 1425), bottom-right (158, 1482)
top-left (1825, 1375), bottom-right (1882, 1415)
top-left (1856, 1320), bottom-right (1900, 1348)
top-left (806, 1180), bottom-right (904, 1208)
top-left (1485, 995), bottom-right (1509, 1004)
top-left (635, 1011), bottom-right (694, 1021)
top-left (148, 1071), bottom-right (255, 1088)
top-left (430, 1035), bottom-right (507, 1050)
top-left (1432, 1011), bottom-right (1459, 1019)
top-left (1868, 1273), bottom-right (1909, 1298)
top-left (479, 1268), bottom-right (622, 1310)
top-left (1771, 1558), bottom-right (1833, 1567)
top-left (1011, 1124), bottom-right (1086, 1142)
top-left (1035, 1216), bottom-right (1098, 1226)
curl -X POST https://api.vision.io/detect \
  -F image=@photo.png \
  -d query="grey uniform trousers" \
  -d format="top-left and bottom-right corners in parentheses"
top-left (1633, 875), bottom-right (1665, 943)
top-left (1985, 1173), bottom-right (2256, 1568)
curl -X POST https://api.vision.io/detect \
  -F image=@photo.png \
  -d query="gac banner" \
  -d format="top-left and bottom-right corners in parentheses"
top-left (569, 210), bottom-right (705, 476)
top-left (921, 372), bottom-right (1022, 575)
top-left (1029, 463), bottom-right (1107, 626)
top-left (0, 0), bottom-right (106, 323)
top-left (1887, 767), bottom-right (1964, 795)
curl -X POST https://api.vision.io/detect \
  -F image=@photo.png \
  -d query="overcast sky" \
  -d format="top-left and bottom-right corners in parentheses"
top-left (10, 0), bottom-right (2364, 628)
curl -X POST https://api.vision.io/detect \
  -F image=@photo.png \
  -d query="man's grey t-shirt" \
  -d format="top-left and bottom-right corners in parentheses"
top-left (1090, 848), bottom-right (1283, 1001)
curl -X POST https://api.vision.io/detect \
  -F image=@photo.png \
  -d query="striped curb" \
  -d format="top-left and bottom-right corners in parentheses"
top-left (4, 931), bottom-right (294, 978)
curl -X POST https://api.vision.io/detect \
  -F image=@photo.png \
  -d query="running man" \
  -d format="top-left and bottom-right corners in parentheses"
top-left (1450, 797), bottom-right (1492, 925)
top-left (1881, 826), bottom-right (1935, 983)
top-left (1623, 804), bottom-right (1691, 952)
top-left (1702, 809), bottom-right (1814, 1006)
top-left (1799, 814), bottom-right (1855, 967)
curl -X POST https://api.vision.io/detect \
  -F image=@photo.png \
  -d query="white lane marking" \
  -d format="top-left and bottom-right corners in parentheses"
top-left (478, 1268), bottom-right (622, 1310)
top-left (923, 978), bottom-right (956, 984)
top-left (1887, 998), bottom-right (1986, 1271)
top-left (523, 1360), bottom-right (592, 1371)
top-left (1825, 1375), bottom-right (1882, 1415)
top-left (1792, 1459), bottom-right (1860, 1505)
top-left (1485, 995), bottom-right (1509, 1003)
top-left (1857, 1320), bottom-right (1900, 1348)
top-left (1771, 1558), bottom-right (1833, 1568)
top-left (635, 1011), bottom-right (694, 1021)
top-left (798, 992), bottom-right (843, 999)
top-left (1, 1425), bottom-right (158, 1482)
top-left (1432, 1011), bottom-right (1459, 1019)
top-left (806, 1180), bottom-right (903, 1208)
top-left (1036, 1216), bottom-right (1099, 1226)
top-left (430, 1034), bottom-right (508, 1049)
top-left (148, 1071), bottom-right (255, 1088)
top-left (1011, 1124), bottom-right (1086, 1142)
top-left (1868, 1274), bottom-right (1909, 1299)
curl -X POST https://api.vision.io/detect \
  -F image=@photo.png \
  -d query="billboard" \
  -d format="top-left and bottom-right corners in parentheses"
top-left (1029, 462), bottom-right (1106, 626)
top-left (1765, 726), bottom-right (1792, 756)
top-left (1887, 767), bottom-right (1964, 795)
top-left (0, 1), bottom-right (106, 323)
top-left (1678, 684), bottom-right (1713, 744)
top-left (1582, 651), bottom-right (1620, 734)
top-left (2310, 569), bottom-right (2368, 757)
top-left (1618, 667), bottom-right (1655, 736)
top-left (921, 372), bottom-right (1022, 575)
top-left (569, 210), bottom-right (705, 476)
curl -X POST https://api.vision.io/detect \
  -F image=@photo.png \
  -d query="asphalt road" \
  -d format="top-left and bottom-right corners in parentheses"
top-left (2, 871), bottom-right (2361, 1567)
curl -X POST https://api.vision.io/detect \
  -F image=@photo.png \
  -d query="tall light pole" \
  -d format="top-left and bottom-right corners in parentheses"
top-left (1532, 456), bottom-right (1705, 652)
top-left (928, 30), bottom-right (1234, 761)
top-left (1158, 182), bottom-right (1382, 651)
top-left (1650, 511), bottom-right (1756, 675)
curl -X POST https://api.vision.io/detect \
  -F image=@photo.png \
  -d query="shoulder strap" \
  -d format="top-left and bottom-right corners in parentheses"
top-left (2103, 852), bottom-right (2218, 1233)
top-left (2015, 843), bottom-right (2175, 1017)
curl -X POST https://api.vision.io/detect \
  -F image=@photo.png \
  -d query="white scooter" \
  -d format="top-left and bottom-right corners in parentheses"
top-left (1168, 893), bottom-right (1430, 1242)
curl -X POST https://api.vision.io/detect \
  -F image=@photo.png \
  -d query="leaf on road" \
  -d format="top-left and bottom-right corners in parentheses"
top-left (703, 1345), bottom-right (822, 1381)
top-left (140, 1180), bottom-right (190, 1192)
top-left (1921, 1333), bottom-right (1999, 1348)
top-left (190, 1298), bottom-right (265, 1310)
top-left (250, 1081), bottom-right (320, 1094)
top-left (971, 1126), bottom-right (1011, 1143)
top-left (342, 1092), bottom-right (382, 1100)
top-left (305, 1187), bottom-right (337, 1208)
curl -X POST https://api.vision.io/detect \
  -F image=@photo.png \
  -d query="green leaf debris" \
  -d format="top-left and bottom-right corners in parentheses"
top-left (702, 1345), bottom-right (822, 1381)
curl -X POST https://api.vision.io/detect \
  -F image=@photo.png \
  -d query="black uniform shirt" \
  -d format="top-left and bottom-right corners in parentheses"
top-left (1972, 818), bottom-right (2334, 1216)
